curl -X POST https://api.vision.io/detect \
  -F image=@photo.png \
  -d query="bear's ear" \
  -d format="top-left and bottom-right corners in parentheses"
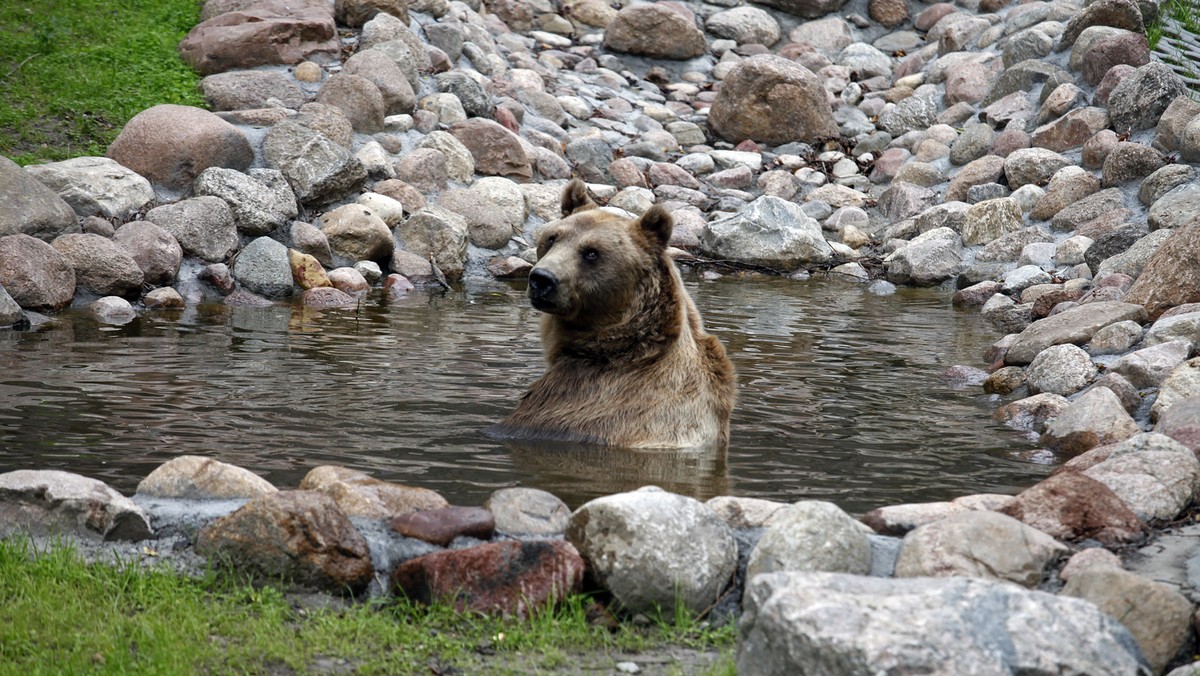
top-left (561, 179), bottom-right (597, 217)
top-left (636, 204), bottom-right (673, 252)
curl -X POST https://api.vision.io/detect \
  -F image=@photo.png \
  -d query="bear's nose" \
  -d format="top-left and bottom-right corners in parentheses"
top-left (528, 268), bottom-right (558, 298)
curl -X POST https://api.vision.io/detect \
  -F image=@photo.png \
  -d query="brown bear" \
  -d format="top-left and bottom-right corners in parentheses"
top-left (493, 179), bottom-right (736, 449)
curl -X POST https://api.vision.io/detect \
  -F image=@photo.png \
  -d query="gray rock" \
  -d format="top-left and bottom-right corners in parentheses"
top-left (0, 234), bottom-right (76, 312)
top-left (343, 49), bottom-right (416, 116)
top-left (1107, 62), bottom-right (1189, 133)
top-left (0, 284), bottom-right (24, 327)
top-left (746, 501), bottom-right (871, 579)
top-left (89, 296), bottom-right (136, 325)
top-left (861, 501), bottom-right (968, 537)
top-left (738, 573), bottom-right (1149, 676)
top-left (565, 486), bottom-right (736, 615)
top-left (701, 196), bottom-right (832, 269)
top-left (877, 182), bottom-right (937, 223)
top-left (883, 227), bottom-right (964, 287)
top-left (319, 203), bottom-right (393, 265)
top-left (602, 4), bottom-right (707, 60)
top-left (894, 510), bottom-right (1067, 586)
top-left (1088, 319), bottom-right (1144, 355)
top-left (137, 456), bottom-right (277, 499)
top-left (51, 233), bottom-right (143, 298)
top-left (982, 59), bottom-right (1071, 106)
top-left (878, 91), bottom-right (940, 137)
top-left (982, 294), bottom-right (1034, 334)
top-left (1096, 228), bottom-right (1174, 280)
top-left (705, 496), bottom-right (788, 529)
top-left (1149, 182), bottom-right (1200, 232)
top-left (705, 6), bottom-right (781, 46)
top-left (1145, 312), bottom-right (1200, 351)
top-left (232, 236), bottom-right (294, 299)
top-left (962, 197), bottom-right (1023, 246)
top-left (394, 206), bottom-right (469, 280)
top-left (1004, 147), bottom-right (1072, 189)
top-left (994, 392), bottom-right (1070, 433)
top-left (0, 156), bottom-right (80, 241)
top-left (0, 469), bottom-right (151, 541)
top-left (1083, 433), bottom-right (1200, 522)
top-left (193, 167), bottom-right (299, 237)
top-left (434, 70), bottom-right (494, 119)
top-left (437, 189), bottom-right (513, 249)
top-left (1026, 343), bottom-right (1097, 396)
top-left (484, 487), bottom-right (570, 536)
top-left (1005, 301), bottom-right (1148, 365)
top-left (25, 156), bottom-right (154, 221)
top-left (1139, 164), bottom-right (1195, 206)
top-left (145, 197), bottom-right (238, 263)
top-left (262, 120), bottom-right (367, 206)
top-left (1041, 386), bottom-right (1141, 455)
top-left (1110, 339), bottom-right (1190, 388)
top-left (199, 70), bottom-right (305, 111)
top-left (1002, 265), bottom-right (1053, 295)
top-left (1102, 141), bottom-right (1166, 187)
top-left (111, 222), bottom-right (182, 287)
top-left (1153, 357), bottom-right (1200, 420)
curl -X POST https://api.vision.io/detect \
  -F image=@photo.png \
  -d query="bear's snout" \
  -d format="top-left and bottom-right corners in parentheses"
top-left (528, 268), bottom-right (559, 309)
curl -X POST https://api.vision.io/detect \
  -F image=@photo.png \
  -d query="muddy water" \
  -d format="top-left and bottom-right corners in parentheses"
top-left (0, 276), bottom-right (1048, 513)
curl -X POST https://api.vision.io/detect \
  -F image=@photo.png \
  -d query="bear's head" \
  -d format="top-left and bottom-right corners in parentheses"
top-left (528, 180), bottom-right (674, 328)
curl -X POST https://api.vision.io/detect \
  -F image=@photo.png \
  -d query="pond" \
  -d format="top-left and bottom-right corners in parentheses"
top-left (0, 275), bottom-right (1049, 513)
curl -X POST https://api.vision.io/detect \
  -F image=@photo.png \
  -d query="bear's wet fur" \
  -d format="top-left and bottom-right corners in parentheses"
top-left (494, 179), bottom-right (736, 449)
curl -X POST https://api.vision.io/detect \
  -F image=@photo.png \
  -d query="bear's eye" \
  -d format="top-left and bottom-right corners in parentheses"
top-left (545, 235), bottom-right (556, 247)
top-left (582, 248), bottom-right (600, 262)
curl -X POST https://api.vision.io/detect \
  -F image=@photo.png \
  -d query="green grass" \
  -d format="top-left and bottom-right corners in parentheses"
top-left (0, 0), bottom-right (205, 164)
top-left (1148, 0), bottom-right (1200, 49)
top-left (0, 538), bottom-right (736, 674)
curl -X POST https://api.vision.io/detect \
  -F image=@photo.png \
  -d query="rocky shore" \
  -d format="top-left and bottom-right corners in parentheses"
top-left (4, 0), bottom-right (1200, 672)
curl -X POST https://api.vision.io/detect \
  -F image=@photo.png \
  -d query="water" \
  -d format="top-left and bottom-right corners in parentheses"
top-left (0, 276), bottom-right (1048, 513)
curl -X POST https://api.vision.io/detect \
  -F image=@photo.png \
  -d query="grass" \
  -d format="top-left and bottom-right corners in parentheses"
top-left (0, 0), bottom-right (205, 164)
top-left (0, 538), bottom-right (736, 674)
top-left (1148, 0), bottom-right (1200, 48)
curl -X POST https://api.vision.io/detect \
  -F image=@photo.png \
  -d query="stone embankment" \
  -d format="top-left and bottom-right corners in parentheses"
top-left (3, 0), bottom-right (1200, 672)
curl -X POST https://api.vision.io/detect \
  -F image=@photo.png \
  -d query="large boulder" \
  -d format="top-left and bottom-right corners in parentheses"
top-left (24, 157), bottom-right (154, 221)
top-left (393, 206), bottom-right (469, 279)
top-left (1081, 433), bottom-right (1200, 522)
top-left (883, 227), bottom-right (964, 287)
top-left (193, 167), bottom-right (299, 237)
top-left (708, 55), bottom-right (838, 146)
top-left (1004, 301), bottom-right (1148, 365)
top-left (894, 511), bottom-right (1067, 587)
top-left (107, 105), bottom-right (253, 193)
top-left (1106, 62), bottom-right (1189, 133)
top-left (738, 573), bottom-right (1149, 676)
top-left (178, 0), bottom-right (339, 75)
top-left (565, 487), bottom-right (736, 614)
top-left (196, 490), bottom-right (373, 594)
top-left (1041, 386), bottom-right (1140, 455)
top-left (144, 197), bottom-right (239, 263)
top-left (51, 233), bottom-right (144, 298)
top-left (1125, 223), bottom-right (1200, 318)
top-left (0, 234), bottom-right (76, 311)
top-left (0, 470), bottom-right (151, 541)
top-left (700, 196), bottom-right (832, 269)
top-left (0, 156), bottom-right (80, 241)
top-left (602, 4), bottom-right (707, 60)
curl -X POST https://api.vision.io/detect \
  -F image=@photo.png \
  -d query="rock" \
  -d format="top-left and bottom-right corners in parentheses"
top-left (0, 285), bottom-right (24, 328)
top-left (603, 4), bottom-right (706, 59)
top-left (1005, 301), bottom-right (1148, 365)
top-left (1102, 142), bottom-right (1166, 187)
top-left (961, 197), bottom-right (1022, 246)
top-left (945, 155), bottom-right (1005, 202)
top-left (1145, 313), bottom-right (1200, 352)
top-left (343, 49), bottom-right (415, 116)
top-left (486, 256), bottom-right (532, 279)
top-left (107, 105), bottom-right (253, 193)
top-left (137, 456), bottom-right (276, 499)
top-left (894, 511), bottom-right (1067, 586)
top-left (1149, 183), bottom-right (1200, 232)
top-left (1060, 548), bottom-right (1124, 581)
top-left (700, 196), bottom-right (832, 269)
top-left (484, 487), bottom-right (570, 536)
top-left (1082, 433), bottom-right (1200, 522)
top-left (437, 189), bottom-right (515, 249)
top-left (705, 496), bottom-right (788, 529)
top-left (199, 70), bottom-right (305, 111)
top-left (1155, 396), bottom-right (1200, 452)
top-left (262, 120), bottom-right (367, 206)
top-left (0, 234), bottom-right (76, 312)
top-left (1062, 566), bottom-right (1192, 674)
top-left (878, 182), bottom-right (937, 222)
top-left (738, 572), bottom-right (1149, 676)
top-left (391, 506), bottom-right (495, 546)
top-left (289, 249), bottom-right (331, 290)
top-left (0, 156), bottom-right (80, 241)
top-left (878, 91), bottom-right (940, 138)
top-left (1109, 339), bottom-right (1191, 388)
top-left (319, 203), bottom-right (393, 264)
top-left (144, 197), bottom-right (238, 263)
top-left (1041, 386), bottom-right (1141, 455)
top-left (51, 233), bottom-right (143, 298)
top-left (143, 287), bottom-right (184, 309)
top-left (1025, 343), bottom-right (1097, 396)
top-left (232, 236), bottom-right (293, 299)
top-left (112, 222), bottom-right (183, 286)
top-left (997, 472), bottom-right (1145, 544)
top-left (24, 156), bottom-right (154, 221)
top-left (1140, 164), bottom-right (1195, 206)
top-left (314, 74), bottom-right (385, 134)
top-left (394, 206), bottom-right (468, 280)
top-left (1004, 147), bottom-right (1072, 189)
top-left (861, 502), bottom-right (968, 536)
top-left (565, 487), bottom-right (736, 615)
top-left (299, 466), bottom-right (448, 519)
top-left (326, 267), bottom-right (368, 295)
top-left (434, 71), bottom-right (493, 120)
top-left (708, 55), bottom-right (837, 146)
top-left (706, 7), bottom-right (780, 46)
top-left (1125, 223), bottom-right (1200, 318)
top-left (301, 286), bottom-right (355, 307)
top-left (393, 540), bottom-right (584, 618)
top-left (746, 501), bottom-right (871, 579)
top-left (178, 2), bottom-right (338, 75)
top-left (0, 469), bottom-right (151, 541)
top-left (883, 227), bottom-right (964, 287)
top-left (1107, 62), bottom-right (1189, 133)
top-left (193, 167), bottom-right (299, 237)
top-left (196, 490), bottom-right (372, 594)
top-left (89, 296), bottom-right (136, 324)
top-left (335, 0), bottom-right (408, 26)
top-left (448, 118), bottom-right (531, 179)
top-left (416, 131), bottom-right (474, 183)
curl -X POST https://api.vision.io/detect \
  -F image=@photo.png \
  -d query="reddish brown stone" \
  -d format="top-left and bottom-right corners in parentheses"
top-left (196, 490), bottom-right (372, 594)
top-left (448, 119), bottom-right (533, 180)
top-left (1082, 33), bottom-right (1149, 87)
top-left (869, 0), bottom-right (908, 27)
top-left (393, 540), bottom-right (585, 618)
top-left (999, 472), bottom-right (1145, 545)
top-left (179, 1), bottom-right (338, 75)
top-left (107, 105), bottom-right (253, 192)
top-left (391, 506), bottom-right (495, 546)
top-left (1125, 225), bottom-right (1200, 318)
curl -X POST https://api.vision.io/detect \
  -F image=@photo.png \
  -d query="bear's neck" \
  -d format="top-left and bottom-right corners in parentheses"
top-left (546, 265), bottom-right (683, 365)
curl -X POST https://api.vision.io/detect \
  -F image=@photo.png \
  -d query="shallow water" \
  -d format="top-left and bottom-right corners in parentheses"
top-left (0, 276), bottom-right (1048, 513)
